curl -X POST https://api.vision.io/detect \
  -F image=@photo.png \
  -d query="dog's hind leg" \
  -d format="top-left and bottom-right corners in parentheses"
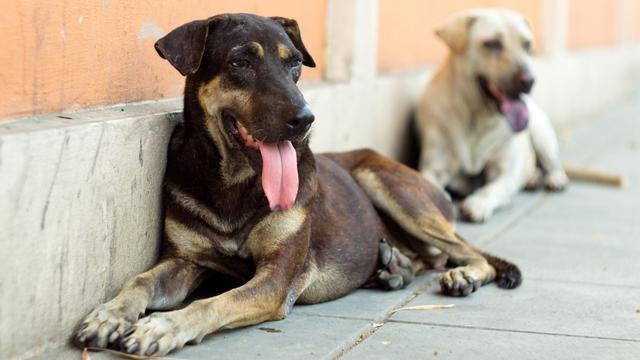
top-left (366, 238), bottom-right (416, 290)
top-left (75, 258), bottom-right (207, 349)
top-left (337, 149), bottom-right (521, 296)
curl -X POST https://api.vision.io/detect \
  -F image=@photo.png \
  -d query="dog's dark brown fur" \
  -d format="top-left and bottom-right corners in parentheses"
top-left (74, 14), bottom-right (521, 356)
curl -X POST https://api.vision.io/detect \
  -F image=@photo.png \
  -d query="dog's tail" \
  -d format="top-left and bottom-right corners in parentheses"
top-left (456, 234), bottom-right (522, 289)
top-left (480, 251), bottom-right (522, 289)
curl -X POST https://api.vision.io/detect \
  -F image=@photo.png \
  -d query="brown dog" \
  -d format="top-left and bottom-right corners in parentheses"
top-left (74, 14), bottom-right (521, 356)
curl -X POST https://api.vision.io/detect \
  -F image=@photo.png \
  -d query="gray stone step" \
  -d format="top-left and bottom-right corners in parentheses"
top-left (0, 101), bottom-right (180, 360)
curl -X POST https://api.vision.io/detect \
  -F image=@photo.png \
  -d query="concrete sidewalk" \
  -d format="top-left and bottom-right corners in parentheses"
top-left (71, 95), bottom-right (640, 360)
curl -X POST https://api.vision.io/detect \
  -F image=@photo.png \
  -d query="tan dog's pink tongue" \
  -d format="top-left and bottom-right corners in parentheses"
top-left (259, 141), bottom-right (299, 211)
top-left (500, 98), bottom-right (529, 132)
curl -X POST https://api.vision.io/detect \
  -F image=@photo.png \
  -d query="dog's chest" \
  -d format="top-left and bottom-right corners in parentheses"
top-left (457, 115), bottom-right (512, 174)
top-left (164, 183), bottom-right (260, 256)
top-left (165, 217), bottom-right (252, 258)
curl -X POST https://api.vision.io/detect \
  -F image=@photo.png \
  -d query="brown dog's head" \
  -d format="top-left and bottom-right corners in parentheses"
top-left (156, 14), bottom-right (316, 211)
top-left (436, 9), bottom-right (535, 132)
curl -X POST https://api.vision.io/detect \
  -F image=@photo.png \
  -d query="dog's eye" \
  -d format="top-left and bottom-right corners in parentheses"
top-left (483, 40), bottom-right (503, 51)
top-left (230, 59), bottom-right (250, 68)
top-left (522, 41), bottom-right (532, 52)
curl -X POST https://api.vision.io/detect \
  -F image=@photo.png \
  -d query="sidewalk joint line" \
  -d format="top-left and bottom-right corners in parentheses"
top-left (386, 320), bottom-right (640, 343)
top-left (525, 277), bottom-right (640, 289)
top-left (479, 193), bottom-right (549, 247)
top-left (326, 281), bottom-right (434, 360)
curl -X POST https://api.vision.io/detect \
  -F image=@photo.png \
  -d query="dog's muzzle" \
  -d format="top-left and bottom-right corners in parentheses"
top-left (477, 75), bottom-right (530, 133)
top-left (285, 106), bottom-right (315, 138)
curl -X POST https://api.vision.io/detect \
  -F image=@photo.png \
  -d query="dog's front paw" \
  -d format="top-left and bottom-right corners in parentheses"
top-left (545, 169), bottom-right (569, 191)
top-left (121, 313), bottom-right (194, 356)
top-left (75, 303), bottom-right (137, 349)
top-left (459, 197), bottom-right (495, 223)
top-left (524, 169), bottom-right (543, 191)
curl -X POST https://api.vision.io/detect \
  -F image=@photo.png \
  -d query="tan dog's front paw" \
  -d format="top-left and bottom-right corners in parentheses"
top-left (121, 313), bottom-right (194, 356)
top-left (439, 267), bottom-right (482, 297)
top-left (525, 169), bottom-right (543, 190)
top-left (545, 170), bottom-right (569, 191)
top-left (75, 303), bottom-right (137, 349)
top-left (459, 197), bottom-right (495, 223)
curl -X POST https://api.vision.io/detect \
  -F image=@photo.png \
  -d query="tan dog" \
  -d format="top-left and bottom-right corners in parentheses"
top-left (416, 9), bottom-right (569, 222)
top-left (74, 14), bottom-right (521, 356)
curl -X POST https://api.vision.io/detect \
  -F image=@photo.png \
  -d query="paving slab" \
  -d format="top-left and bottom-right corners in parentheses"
top-left (482, 189), bottom-right (639, 287)
top-left (585, 117), bottom-right (640, 182)
top-left (295, 272), bottom-right (438, 320)
top-left (343, 322), bottom-right (640, 360)
top-left (485, 225), bottom-right (640, 288)
top-left (173, 313), bottom-right (370, 360)
top-left (455, 191), bottom-right (545, 246)
top-left (527, 185), bottom-right (638, 221)
top-left (389, 279), bottom-right (640, 341)
top-left (559, 96), bottom-right (640, 165)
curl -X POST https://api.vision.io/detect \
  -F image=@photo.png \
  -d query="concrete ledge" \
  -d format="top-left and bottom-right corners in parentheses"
top-left (0, 101), bottom-right (180, 359)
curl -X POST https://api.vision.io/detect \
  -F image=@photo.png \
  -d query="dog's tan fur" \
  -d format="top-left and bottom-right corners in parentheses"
top-left (277, 42), bottom-right (292, 60)
top-left (416, 9), bottom-right (568, 222)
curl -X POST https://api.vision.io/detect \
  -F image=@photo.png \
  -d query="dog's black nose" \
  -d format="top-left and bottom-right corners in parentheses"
top-left (286, 106), bottom-right (315, 133)
top-left (517, 72), bottom-right (535, 93)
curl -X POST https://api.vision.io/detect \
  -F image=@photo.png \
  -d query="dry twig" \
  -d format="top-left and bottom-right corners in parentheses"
top-left (81, 348), bottom-right (91, 360)
top-left (390, 304), bottom-right (455, 313)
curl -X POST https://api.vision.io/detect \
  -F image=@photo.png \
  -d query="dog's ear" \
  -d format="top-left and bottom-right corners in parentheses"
top-left (435, 13), bottom-right (477, 53)
top-left (155, 19), bottom-right (210, 76)
top-left (270, 17), bottom-right (316, 67)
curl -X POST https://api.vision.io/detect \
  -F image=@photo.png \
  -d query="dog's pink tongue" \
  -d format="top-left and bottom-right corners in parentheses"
top-left (501, 98), bottom-right (529, 132)
top-left (259, 141), bottom-right (299, 211)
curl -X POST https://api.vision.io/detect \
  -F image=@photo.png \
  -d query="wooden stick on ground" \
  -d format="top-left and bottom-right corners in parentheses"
top-left (563, 164), bottom-right (625, 188)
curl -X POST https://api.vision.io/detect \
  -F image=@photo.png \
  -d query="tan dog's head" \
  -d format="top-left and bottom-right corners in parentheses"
top-left (437, 9), bottom-right (534, 132)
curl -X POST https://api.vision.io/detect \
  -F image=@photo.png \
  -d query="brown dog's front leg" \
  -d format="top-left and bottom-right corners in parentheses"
top-left (74, 258), bottom-right (206, 349)
top-left (121, 264), bottom-right (298, 356)
top-left (121, 215), bottom-right (310, 356)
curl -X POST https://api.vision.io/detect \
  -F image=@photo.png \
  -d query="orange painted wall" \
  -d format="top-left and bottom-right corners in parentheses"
top-left (0, 0), bottom-right (327, 120)
top-left (566, 0), bottom-right (616, 49)
top-left (377, 0), bottom-right (543, 72)
top-left (634, 0), bottom-right (640, 41)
